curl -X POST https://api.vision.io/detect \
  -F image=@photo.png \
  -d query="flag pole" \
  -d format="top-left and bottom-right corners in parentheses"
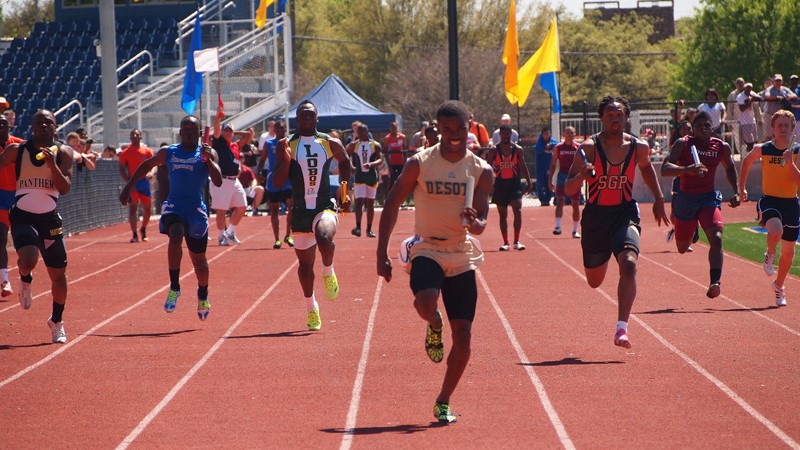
top-left (516, 104), bottom-right (520, 139)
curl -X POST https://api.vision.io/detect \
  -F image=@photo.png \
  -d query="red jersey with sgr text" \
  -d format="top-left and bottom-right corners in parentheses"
top-left (678, 136), bottom-right (724, 194)
top-left (586, 134), bottom-right (638, 206)
top-left (555, 141), bottom-right (579, 175)
top-left (385, 133), bottom-right (406, 166)
top-left (491, 145), bottom-right (519, 180)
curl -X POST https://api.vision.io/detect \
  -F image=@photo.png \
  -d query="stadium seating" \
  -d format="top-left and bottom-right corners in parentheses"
top-left (0, 18), bottom-right (178, 137)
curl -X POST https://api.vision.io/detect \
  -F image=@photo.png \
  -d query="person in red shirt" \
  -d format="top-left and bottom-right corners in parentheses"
top-left (381, 121), bottom-right (407, 192)
top-left (468, 113), bottom-right (490, 148)
top-left (0, 115), bottom-right (23, 297)
top-left (118, 129), bottom-right (154, 243)
top-left (548, 126), bottom-right (582, 237)
top-left (237, 164), bottom-right (265, 216)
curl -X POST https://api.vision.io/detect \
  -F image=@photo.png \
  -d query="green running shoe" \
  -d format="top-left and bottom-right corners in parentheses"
top-left (425, 310), bottom-right (444, 363)
top-left (433, 402), bottom-right (457, 423)
top-left (307, 309), bottom-right (321, 331)
top-left (323, 272), bottom-right (339, 300)
top-left (164, 289), bottom-right (181, 313)
top-left (197, 298), bottom-right (210, 321)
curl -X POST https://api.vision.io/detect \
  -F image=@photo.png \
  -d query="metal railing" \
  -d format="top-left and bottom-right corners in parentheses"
top-left (55, 99), bottom-right (84, 133)
top-left (87, 14), bottom-right (292, 146)
top-left (116, 50), bottom-right (155, 89)
top-left (176, 0), bottom-right (236, 66)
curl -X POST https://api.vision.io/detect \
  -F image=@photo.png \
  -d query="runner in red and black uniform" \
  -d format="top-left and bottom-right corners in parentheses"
top-left (661, 111), bottom-right (740, 299)
top-left (382, 121), bottom-right (406, 192)
top-left (566, 96), bottom-right (669, 349)
top-left (0, 115), bottom-right (23, 297)
top-left (486, 124), bottom-right (532, 251)
top-left (548, 126), bottom-right (582, 237)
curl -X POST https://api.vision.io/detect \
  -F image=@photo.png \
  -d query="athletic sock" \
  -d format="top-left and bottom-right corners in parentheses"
top-left (169, 269), bottom-right (180, 291)
top-left (573, 221), bottom-right (580, 233)
top-left (616, 321), bottom-right (628, 332)
top-left (322, 264), bottom-right (334, 276)
top-left (198, 285), bottom-right (208, 300)
top-left (21, 273), bottom-right (32, 283)
top-left (51, 302), bottom-right (65, 323)
top-left (710, 268), bottom-right (721, 285)
top-left (0, 268), bottom-right (8, 283)
top-left (226, 224), bottom-right (236, 235)
top-left (556, 217), bottom-right (562, 228)
top-left (305, 293), bottom-right (318, 312)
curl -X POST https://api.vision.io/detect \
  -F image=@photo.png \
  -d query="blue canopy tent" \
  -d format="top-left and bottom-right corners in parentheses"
top-left (288, 74), bottom-right (399, 133)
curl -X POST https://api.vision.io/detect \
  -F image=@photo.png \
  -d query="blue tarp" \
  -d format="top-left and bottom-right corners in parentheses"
top-left (288, 74), bottom-right (398, 133)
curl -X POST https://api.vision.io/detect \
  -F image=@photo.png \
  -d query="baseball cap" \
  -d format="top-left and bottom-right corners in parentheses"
top-left (223, 123), bottom-right (233, 131)
top-left (791, 75), bottom-right (799, 80)
top-left (500, 113), bottom-right (511, 121)
top-left (774, 74), bottom-right (783, 81)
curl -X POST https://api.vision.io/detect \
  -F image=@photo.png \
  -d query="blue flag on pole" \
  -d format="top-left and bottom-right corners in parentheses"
top-left (181, 14), bottom-right (203, 115)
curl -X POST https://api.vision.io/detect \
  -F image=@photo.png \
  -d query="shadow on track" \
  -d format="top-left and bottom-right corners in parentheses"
top-left (521, 357), bottom-right (624, 367)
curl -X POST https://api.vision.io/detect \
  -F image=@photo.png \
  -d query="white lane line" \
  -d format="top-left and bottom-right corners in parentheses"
top-left (340, 277), bottom-right (383, 450)
top-left (477, 271), bottom-right (576, 450)
top-left (639, 253), bottom-right (800, 338)
top-left (0, 238), bottom-right (248, 388)
top-left (116, 261), bottom-right (297, 450)
top-left (0, 242), bottom-right (168, 314)
top-left (533, 238), bottom-right (800, 450)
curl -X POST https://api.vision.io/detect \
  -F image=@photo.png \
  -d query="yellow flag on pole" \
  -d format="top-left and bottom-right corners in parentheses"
top-left (502, 0), bottom-right (520, 105)
top-left (517, 17), bottom-right (561, 107)
top-left (255, 0), bottom-right (275, 29)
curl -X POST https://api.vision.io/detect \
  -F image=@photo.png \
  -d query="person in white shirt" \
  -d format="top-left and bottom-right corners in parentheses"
top-left (736, 83), bottom-right (762, 154)
top-left (697, 88), bottom-right (726, 138)
top-left (490, 113), bottom-right (519, 145)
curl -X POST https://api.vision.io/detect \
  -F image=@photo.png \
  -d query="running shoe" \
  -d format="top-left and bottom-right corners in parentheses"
top-left (351, 227), bottom-right (361, 237)
top-left (772, 280), bottom-right (787, 307)
top-left (706, 283), bottom-right (721, 299)
top-left (572, 231), bottom-right (581, 239)
top-left (130, 234), bottom-right (139, 243)
top-left (323, 272), bottom-right (339, 300)
top-left (307, 309), bottom-right (321, 331)
top-left (692, 227), bottom-right (700, 244)
top-left (425, 310), bottom-right (444, 363)
top-left (251, 210), bottom-right (262, 217)
top-left (47, 318), bottom-right (67, 344)
top-left (433, 402), bottom-right (457, 423)
top-left (19, 281), bottom-right (32, 310)
top-left (764, 252), bottom-right (776, 276)
top-left (284, 236), bottom-right (294, 247)
top-left (197, 298), bottom-right (211, 321)
top-left (1, 280), bottom-right (12, 298)
top-left (686, 246), bottom-right (694, 253)
top-left (367, 230), bottom-right (376, 238)
top-left (140, 227), bottom-right (148, 242)
top-left (225, 230), bottom-right (241, 245)
top-left (499, 244), bottom-right (510, 251)
top-left (218, 234), bottom-right (229, 246)
top-left (614, 328), bottom-right (631, 349)
top-left (514, 242), bottom-right (526, 251)
top-left (273, 240), bottom-right (282, 249)
top-left (665, 228), bottom-right (675, 243)
top-left (553, 227), bottom-right (562, 235)
top-left (164, 289), bottom-right (181, 313)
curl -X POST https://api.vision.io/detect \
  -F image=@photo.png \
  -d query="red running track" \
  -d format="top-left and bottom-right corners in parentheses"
top-left (1, 203), bottom-right (799, 449)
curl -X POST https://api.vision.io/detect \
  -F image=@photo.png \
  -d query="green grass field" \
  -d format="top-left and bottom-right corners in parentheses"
top-left (697, 222), bottom-right (800, 277)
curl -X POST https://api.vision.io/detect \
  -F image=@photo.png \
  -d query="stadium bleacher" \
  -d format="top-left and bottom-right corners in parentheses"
top-left (0, 17), bottom-right (178, 137)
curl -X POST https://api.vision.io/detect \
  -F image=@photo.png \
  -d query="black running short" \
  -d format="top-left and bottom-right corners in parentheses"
top-left (580, 202), bottom-right (641, 269)
top-left (161, 214), bottom-right (209, 253)
top-left (757, 195), bottom-right (800, 242)
top-left (409, 256), bottom-right (477, 321)
top-left (10, 207), bottom-right (67, 268)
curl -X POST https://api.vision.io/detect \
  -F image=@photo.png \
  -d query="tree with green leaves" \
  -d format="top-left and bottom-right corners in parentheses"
top-left (0, 0), bottom-right (54, 38)
top-left (670, 0), bottom-right (800, 101)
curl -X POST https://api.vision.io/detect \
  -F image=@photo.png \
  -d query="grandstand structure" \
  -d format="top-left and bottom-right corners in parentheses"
top-left (0, 0), bottom-right (292, 148)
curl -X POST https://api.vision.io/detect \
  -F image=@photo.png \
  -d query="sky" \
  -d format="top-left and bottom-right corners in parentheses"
top-left (522, 0), bottom-right (697, 19)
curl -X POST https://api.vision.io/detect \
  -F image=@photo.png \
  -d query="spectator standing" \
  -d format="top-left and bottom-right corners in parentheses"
top-left (490, 113), bottom-right (519, 146)
top-left (347, 124), bottom-right (383, 238)
top-left (697, 88), bottom-right (726, 138)
top-left (210, 108), bottom-right (253, 246)
top-left (468, 113), bottom-right (490, 148)
top-left (381, 121), bottom-right (407, 192)
top-left (101, 145), bottom-right (118, 160)
top-left (736, 83), bottom-right (762, 155)
top-left (534, 126), bottom-right (557, 206)
top-left (0, 115), bottom-right (23, 298)
top-left (3, 109), bottom-right (16, 134)
top-left (239, 127), bottom-right (260, 169)
top-left (789, 75), bottom-right (800, 142)
top-left (409, 121), bottom-right (429, 152)
top-left (727, 78), bottom-right (745, 154)
top-left (0, 110), bottom-right (74, 343)
top-left (64, 132), bottom-right (96, 171)
top-left (118, 129), bottom-right (154, 243)
top-left (762, 74), bottom-right (797, 141)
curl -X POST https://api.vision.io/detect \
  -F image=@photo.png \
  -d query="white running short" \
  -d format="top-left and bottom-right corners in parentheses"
top-left (292, 210), bottom-right (339, 250)
top-left (211, 177), bottom-right (247, 210)
top-left (354, 183), bottom-right (377, 200)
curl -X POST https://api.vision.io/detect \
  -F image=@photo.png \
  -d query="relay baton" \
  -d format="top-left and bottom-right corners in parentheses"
top-left (201, 125), bottom-right (210, 162)
top-left (690, 145), bottom-right (701, 165)
top-left (462, 171), bottom-right (475, 227)
top-left (35, 145), bottom-right (59, 161)
top-left (340, 181), bottom-right (348, 216)
top-left (579, 148), bottom-right (596, 178)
